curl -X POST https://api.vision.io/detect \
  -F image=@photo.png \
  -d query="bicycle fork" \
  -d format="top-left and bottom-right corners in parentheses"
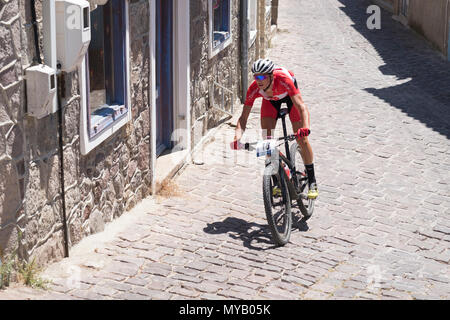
top-left (265, 155), bottom-right (300, 203)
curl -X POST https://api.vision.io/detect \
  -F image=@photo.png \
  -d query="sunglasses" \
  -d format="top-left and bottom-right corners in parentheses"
top-left (254, 74), bottom-right (269, 81)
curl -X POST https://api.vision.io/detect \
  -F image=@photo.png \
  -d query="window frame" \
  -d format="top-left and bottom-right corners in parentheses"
top-left (208, 0), bottom-right (233, 58)
top-left (80, 0), bottom-right (131, 155)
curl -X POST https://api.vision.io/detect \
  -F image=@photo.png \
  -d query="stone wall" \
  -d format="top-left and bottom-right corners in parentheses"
top-left (408, 0), bottom-right (449, 57)
top-left (189, 0), bottom-right (276, 147)
top-left (190, 0), bottom-right (243, 148)
top-left (244, 0), bottom-right (273, 101)
top-left (1, 0), bottom-right (276, 268)
top-left (0, 0), bottom-right (152, 267)
top-left (1, 0), bottom-right (33, 260)
top-left (262, 1), bottom-right (273, 60)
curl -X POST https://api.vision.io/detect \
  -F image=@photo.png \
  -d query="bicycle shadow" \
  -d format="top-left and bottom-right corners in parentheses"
top-left (204, 217), bottom-right (276, 251)
top-left (203, 212), bottom-right (309, 251)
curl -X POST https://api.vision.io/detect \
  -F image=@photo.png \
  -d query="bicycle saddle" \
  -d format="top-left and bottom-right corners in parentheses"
top-left (279, 107), bottom-right (289, 118)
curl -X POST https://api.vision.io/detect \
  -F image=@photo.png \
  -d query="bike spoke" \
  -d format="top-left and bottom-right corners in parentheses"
top-left (275, 212), bottom-right (286, 225)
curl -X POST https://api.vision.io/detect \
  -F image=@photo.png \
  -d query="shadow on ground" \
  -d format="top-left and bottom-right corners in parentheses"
top-left (203, 211), bottom-right (309, 251)
top-left (338, 0), bottom-right (450, 138)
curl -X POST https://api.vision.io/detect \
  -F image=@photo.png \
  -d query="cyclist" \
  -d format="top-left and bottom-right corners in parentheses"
top-left (231, 58), bottom-right (318, 199)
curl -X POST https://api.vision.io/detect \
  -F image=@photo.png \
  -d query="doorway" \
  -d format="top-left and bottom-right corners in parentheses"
top-left (448, 19), bottom-right (450, 60)
top-left (155, 0), bottom-right (174, 156)
top-left (151, 0), bottom-right (190, 194)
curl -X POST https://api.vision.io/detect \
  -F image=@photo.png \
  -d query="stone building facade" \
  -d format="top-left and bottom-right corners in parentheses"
top-left (405, 0), bottom-right (450, 59)
top-left (0, 0), bottom-right (153, 267)
top-left (0, 0), bottom-right (277, 268)
top-left (374, 0), bottom-right (450, 60)
top-left (190, 0), bottom-right (275, 145)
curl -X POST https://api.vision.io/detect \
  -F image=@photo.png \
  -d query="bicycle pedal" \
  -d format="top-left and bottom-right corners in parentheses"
top-left (272, 186), bottom-right (282, 197)
top-left (307, 187), bottom-right (319, 199)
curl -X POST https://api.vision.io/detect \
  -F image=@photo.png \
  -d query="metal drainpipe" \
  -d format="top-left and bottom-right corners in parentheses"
top-left (41, 0), bottom-right (70, 258)
top-left (30, 0), bottom-right (42, 65)
top-left (56, 70), bottom-right (69, 258)
top-left (240, 0), bottom-right (249, 103)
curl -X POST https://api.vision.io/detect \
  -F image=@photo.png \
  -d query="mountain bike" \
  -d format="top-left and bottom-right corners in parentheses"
top-left (240, 108), bottom-right (315, 246)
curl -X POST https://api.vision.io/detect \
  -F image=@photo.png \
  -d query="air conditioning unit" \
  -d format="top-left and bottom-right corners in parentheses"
top-left (26, 64), bottom-right (57, 119)
top-left (55, 0), bottom-right (91, 72)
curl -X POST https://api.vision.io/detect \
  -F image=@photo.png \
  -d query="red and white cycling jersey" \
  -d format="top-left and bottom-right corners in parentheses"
top-left (244, 67), bottom-right (301, 107)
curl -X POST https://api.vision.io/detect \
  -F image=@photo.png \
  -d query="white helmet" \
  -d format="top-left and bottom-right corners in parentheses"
top-left (252, 58), bottom-right (275, 74)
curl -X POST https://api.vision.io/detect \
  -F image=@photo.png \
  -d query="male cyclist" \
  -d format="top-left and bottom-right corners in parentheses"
top-left (231, 58), bottom-right (318, 199)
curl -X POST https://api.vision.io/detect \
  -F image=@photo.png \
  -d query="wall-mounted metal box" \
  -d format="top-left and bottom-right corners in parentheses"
top-left (55, 0), bottom-right (91, 72)
top-left (26, 64), bottom-right (57, 119)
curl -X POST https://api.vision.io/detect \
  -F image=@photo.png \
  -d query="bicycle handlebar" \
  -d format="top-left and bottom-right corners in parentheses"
top-left (243, 134), bottom-right (298, 150)
top-left (233, 129), bottom-right (311, 151)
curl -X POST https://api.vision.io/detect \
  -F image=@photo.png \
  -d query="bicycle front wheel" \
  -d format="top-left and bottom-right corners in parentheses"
top-left (262, 164), bottom-right (292, 246)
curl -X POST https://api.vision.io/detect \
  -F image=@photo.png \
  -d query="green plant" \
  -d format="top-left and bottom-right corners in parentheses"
top-left (17, 258), bottom-right (50, 290)
top-left (0, 249), bottom-right (16, 289)
top-left (0, 232), bottom-right (51, 290)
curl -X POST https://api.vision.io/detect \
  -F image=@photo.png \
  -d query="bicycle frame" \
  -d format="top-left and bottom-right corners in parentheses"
top-left (265, 109), bottom-right (308, 202)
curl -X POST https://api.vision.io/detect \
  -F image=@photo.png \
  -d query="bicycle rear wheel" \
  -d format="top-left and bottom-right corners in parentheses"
top-left (262, 164), bottom-right (292, 246)
top-left (290, 144), bottom-right (315, 220)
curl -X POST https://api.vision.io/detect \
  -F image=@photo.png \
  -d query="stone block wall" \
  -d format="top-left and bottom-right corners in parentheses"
top-left (0, 0), bottom-right (152, 267)
top-left (1, 0), bottom-right (276, 268)
top-left (1, 0), bottom-right (35, 260)
top-left (190, 0), bottom-right (276, 148)
top-left (408, 0), bottom-right (449, 57)
top-left (264, 2), bottom-right (273, 52)
top-left (190, 0), bottom-right (243, 148)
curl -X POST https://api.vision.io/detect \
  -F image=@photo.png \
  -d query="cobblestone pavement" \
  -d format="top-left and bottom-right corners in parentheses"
top-left (1, 0), bottom-right (449, 300)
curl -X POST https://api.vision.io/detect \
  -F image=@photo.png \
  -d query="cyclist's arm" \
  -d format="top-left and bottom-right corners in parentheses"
top-left (234, 105), bottom-right (252, 141)
top-left (291, 93), bottom-right (310, 130)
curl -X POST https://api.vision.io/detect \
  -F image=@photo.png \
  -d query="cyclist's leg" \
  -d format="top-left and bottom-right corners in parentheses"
top-left (291, 117), bottom-right (318, 199)
top-left (261, 99), bottom-right (278, 138)
top-left (262, 115), bottom-right (278, 196)
top-left (288, 101), bottom-right (313, 163)
top-left (291, 120), bottom-right (313, 164)
top-left (261, 100), bottom-right (279, 195)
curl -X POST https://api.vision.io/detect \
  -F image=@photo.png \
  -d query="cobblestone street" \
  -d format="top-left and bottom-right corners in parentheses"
top-left (1, 0), bottom-right (449, 300)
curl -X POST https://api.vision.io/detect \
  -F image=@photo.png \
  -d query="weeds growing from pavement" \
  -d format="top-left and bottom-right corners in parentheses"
top-left (0, 249), bottom-right (15, 289)
top-left (155, 178), bottom-right (184, 199)
top-left (0, 234), bottom-right (50, 290)
top-left (16, 258), bottom-right (50, 290)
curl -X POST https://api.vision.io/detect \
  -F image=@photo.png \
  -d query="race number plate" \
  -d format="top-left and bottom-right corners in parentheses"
top-left (256, 140), bottom-right (277, 157)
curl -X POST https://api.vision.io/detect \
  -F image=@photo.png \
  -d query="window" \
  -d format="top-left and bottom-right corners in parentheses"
top-left (83, 7), bottom-right (90, 30)
top-left (87, 0), bottom-right (127, 139)
top-left (248, 0), bottom-right (257, 46)
top-left (208, 0), bottom-right (232, 58)
top-left (50, 74), bottom-right (55, 90)
top-left (80, 0), bottom-right (130, 155)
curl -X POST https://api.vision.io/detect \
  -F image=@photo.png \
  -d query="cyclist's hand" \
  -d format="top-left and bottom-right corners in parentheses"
top-left (296, 128), bottom-right (311, 138)
top-left (230, 140), bottom-right (242, 150)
